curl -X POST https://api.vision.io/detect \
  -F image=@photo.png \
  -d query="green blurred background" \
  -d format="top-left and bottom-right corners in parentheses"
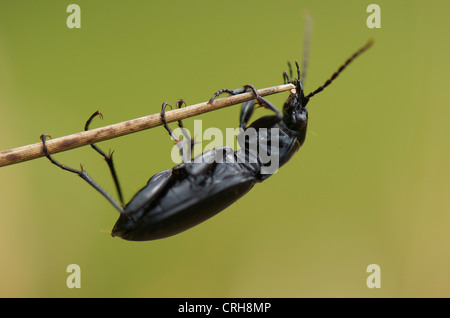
top-left (0, 0), bottom-right (449, 297)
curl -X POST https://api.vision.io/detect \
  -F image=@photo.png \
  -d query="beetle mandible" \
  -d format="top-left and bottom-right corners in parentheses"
top-left (40, 39), bottom-right (373, 241)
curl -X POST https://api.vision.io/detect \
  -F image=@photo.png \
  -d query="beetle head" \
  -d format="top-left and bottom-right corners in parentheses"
top-left (281, 61), bottom-right (309, 140)
top-left (281, 39), bottom-right (374, 142)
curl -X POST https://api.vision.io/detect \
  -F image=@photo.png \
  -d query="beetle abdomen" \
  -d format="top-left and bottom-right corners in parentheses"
top-left (112, 166), bottom-right (257, 241)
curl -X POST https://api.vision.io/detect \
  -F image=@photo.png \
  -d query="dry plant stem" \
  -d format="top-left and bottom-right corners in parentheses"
top-left (0, 84), bottom-right (295, 168)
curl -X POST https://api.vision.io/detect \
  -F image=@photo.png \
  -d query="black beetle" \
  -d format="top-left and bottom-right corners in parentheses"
top-left (40, 39), bottom-right (373, 241)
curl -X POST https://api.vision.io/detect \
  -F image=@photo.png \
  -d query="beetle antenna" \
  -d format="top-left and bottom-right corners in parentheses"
top-left (300, 12), bottom-right (313, 85)
top-left (306, 39), bottom-right (373, 99)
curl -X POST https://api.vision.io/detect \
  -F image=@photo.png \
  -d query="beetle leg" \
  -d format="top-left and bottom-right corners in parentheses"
top-left (242, 84), bottom-right (282, 120)
top-left (175, 99), bottom-right (196, 151)
top-left (84, 111), bottom-right (125, 207)
top-left (161, 101), bottom-right (192, 145)
top-left (209, 85), bottom-right (282, 125)
top-left (175, 99), bottom-right (187, 130)
top-left (207, 87), bottom-right (247, 105)
top-left (40, 134), bottom-right (124, 214)
top-left (282, 71), bottom-right (290, 84)
top-left (160, 102), bottom-right (176, 140)
top-left (161, 100), bottom-right (237, 176)
top-left (239, 100), bottom-right (255, 130)
top-left (287, 60), bottom-right (293, 81)
top-left (161, 102), bottom-right (193, 165)
top-left (240, 85), bottom-right (287, 133)
top-left (283, 60), bottom-right (295, 84)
